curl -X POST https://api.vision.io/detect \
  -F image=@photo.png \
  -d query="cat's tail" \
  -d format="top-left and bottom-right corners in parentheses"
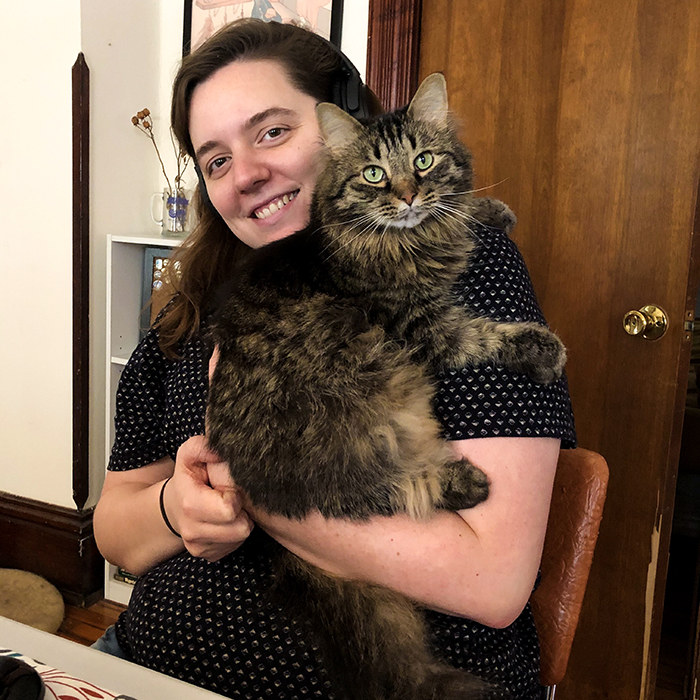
top-left (266, 537), bottom-right (499, 700)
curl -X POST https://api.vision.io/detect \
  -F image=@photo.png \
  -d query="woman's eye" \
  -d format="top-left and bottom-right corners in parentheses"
top-left (363, 165), bottom-right (386, 184)
top-left (263, 127), bottom-right (285, 141)
top-left (208, 156), bottom-right (229, 175)
top-left (414, 151), bottom-right (434, 171)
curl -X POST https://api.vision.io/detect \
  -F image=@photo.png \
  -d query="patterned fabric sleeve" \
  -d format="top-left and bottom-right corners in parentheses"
top-left (434, 225), bottom-right (577, 448)
top-left (108, 328), bottom-right (171, 471)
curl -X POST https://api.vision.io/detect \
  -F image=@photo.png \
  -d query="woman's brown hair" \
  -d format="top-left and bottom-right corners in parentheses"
top-left (157, 18), bottom-right (357, 358)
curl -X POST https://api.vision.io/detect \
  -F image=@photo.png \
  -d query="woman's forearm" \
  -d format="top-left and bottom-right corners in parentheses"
top-left (256, 506), bottom-right (527, 626)
top-left (94, 458), bottom-right (184, 576)
top-left (253, 436), bottom-right (560, 627)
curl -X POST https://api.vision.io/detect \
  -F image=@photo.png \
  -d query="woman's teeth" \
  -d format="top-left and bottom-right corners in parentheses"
top-left (254, 191), bottom-right (298, 220)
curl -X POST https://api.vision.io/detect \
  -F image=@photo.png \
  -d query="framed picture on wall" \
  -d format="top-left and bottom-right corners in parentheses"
top-left (183, 0), bottom-right (344, 55)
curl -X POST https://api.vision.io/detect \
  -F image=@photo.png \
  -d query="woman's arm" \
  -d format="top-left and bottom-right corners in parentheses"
top-left (239, 436), bottom-right (559, 628)
top-left (94, 436), bottom-right (253, 576)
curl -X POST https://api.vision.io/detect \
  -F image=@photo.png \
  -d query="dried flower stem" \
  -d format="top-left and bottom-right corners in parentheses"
top-left (170, 127), bottom-right (191, 191)
top-left (132, 109), bottom-right (174, 192)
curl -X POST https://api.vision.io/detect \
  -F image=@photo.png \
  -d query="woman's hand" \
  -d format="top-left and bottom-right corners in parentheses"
top-left (164, 436), bottom-right (254, 562)
top-left (95, 436), bottom-right (253, 576)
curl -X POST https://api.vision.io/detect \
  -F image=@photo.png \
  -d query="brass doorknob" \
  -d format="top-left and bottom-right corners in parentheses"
top-left (623, 305), bottom-right (668, 340)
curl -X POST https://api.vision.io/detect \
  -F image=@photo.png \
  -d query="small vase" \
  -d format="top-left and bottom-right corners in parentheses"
top-left (151, 187), bottom-right (193, 237)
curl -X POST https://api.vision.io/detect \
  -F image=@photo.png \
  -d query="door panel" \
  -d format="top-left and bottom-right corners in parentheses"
top-left (419, 1), bottom-right (700, 698)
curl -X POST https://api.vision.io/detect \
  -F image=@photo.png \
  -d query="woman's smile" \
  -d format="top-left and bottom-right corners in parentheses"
top-left (251, 189), bottom-right (299, 220)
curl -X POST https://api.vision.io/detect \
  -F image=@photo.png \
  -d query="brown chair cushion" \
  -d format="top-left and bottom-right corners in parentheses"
top-left (530, 448), bottom-right (609, 686)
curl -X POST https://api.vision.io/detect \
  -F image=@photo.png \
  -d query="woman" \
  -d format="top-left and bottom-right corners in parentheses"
top-left (94, 18), bottom-right (576, 699)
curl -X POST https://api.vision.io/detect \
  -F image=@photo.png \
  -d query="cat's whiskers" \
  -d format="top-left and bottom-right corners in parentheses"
top-left (317, 212), bottom-right (379, 256)
top-left (429, 206), bottom-right (487, 246)
top-left (321, 216), bottom-right (385, 262)
top-left (435, 191), bottom-right (473, 200)
top-left (433, 197), bottom-right (471, 212)
top-left (440, 179), bottom-right (509, 197)
top-left (430, 208), bottom-right (462, 229)
top-left (434, 207), bottom-right (482, 233)
top-left (317, 211), bottom-right (377, 230)
top-left (433, 201), bottom-right (471, 217)
top-left (428, 210), bottom-right (469, 249)
top-left (432, 203), bottom-right (472, 227)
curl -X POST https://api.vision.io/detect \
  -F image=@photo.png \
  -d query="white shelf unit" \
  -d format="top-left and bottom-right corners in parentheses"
top-left (104, 233), bottom-right (181, 605)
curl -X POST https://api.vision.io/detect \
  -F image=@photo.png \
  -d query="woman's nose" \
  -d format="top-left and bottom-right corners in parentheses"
top-left (232, 151), bottom-right (270, 193)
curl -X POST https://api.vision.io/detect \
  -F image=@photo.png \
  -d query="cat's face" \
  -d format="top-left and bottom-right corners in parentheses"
top-left (315, 74), bottom-right (474, 243)
top-left (334, 116), bottom-right (470, 231)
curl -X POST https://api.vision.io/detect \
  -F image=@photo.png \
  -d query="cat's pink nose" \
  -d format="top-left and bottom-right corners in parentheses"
top-left (401, 191), bottom-right (416, 205)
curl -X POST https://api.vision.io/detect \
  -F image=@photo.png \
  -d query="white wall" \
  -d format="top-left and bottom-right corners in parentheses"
top-left (0, 1), bottom-right (82, 508)
top-left (81, 0), bottom-right (162, 509)
top-left (341, 0), bottom-right (370, 79)
top-left (0, 0), bottom-right (162, 508)
top-left (0, 0), bottom-right (368, 510)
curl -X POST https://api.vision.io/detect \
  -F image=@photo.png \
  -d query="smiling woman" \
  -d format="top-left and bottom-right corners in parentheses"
top-left (149, 18), bottom-right (373, 359)
top-left (188, 60), bottom-right (325, 248)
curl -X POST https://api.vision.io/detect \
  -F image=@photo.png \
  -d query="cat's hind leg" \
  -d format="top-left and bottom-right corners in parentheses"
top-left (436, 459), bottom-right (490, 511)
top-left (269, 541), bottom-right (496, 700)
top-left (371, 361), bottom-right (490, 518)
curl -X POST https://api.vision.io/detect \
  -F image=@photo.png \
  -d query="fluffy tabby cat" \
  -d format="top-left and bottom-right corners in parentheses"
top-left (206, 73), bottom-right (566, 700)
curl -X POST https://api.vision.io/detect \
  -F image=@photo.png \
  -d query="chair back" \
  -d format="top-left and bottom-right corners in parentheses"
top-left (530, 447), bottom-right (609, 687)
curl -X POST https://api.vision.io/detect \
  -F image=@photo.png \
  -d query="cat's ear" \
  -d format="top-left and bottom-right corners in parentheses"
top-left (316, 102), bottom-right (363, 153)
top-left (407, 73), bottom-right (449, 126)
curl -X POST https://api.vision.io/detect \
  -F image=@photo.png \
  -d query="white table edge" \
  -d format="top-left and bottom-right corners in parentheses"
top-left (0, 616), bottom-right (224, 700)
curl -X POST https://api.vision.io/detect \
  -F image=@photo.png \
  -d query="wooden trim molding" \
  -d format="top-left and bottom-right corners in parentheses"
top-left (366, 0), bottom-right (423, 111)
top-left (0, 493), bottom-right (103, 607)
top-left (72, 53), bottom-right (90, 511)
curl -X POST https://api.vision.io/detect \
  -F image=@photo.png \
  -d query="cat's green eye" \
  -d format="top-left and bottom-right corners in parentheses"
top-left (363, 165), bottom-right (386, 184)
top-left (414, 152), bottom-right (434, 171)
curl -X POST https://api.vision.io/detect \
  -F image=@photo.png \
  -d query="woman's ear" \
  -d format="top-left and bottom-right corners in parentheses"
top-left (316, 102), bottom-right (363, 154)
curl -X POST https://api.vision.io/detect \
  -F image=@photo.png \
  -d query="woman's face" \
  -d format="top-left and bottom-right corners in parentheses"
top-left (189, 59), bottom-right (325, 249)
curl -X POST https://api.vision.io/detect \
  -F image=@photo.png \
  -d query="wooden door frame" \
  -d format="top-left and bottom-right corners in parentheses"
top-left (366, 0), bottom-right (422, 111)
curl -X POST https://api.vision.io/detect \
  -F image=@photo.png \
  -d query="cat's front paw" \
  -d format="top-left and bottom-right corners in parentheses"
top-left (438, 460), bottom-right (489, 510)
top-left (503, 324), bottom-right (567, 384)
top-left (471, 197), bottom-right (517, 235)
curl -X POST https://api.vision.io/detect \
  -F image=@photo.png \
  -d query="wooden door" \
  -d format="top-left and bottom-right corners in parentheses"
top-left (371, 1), bottom-right (700, 698)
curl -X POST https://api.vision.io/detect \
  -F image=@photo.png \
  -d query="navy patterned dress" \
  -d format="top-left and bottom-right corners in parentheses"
top-left (109, 226), bottom-right (576, 700)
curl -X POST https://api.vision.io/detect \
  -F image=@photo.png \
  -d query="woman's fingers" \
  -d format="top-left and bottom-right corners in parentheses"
top-left (167, 435), bottom-right (254, 560)
top-left (208, 345), bottom-right (220, 380)
top-left (186, 509), bottom-right (254, 562)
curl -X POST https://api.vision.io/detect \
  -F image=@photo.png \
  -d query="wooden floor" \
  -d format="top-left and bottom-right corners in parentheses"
top-left (56, 599), bottom-right (126, 647)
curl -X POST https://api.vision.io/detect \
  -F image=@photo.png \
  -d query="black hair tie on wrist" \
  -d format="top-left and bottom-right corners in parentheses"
top-left (159, 477), bottom-right (182, 538)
